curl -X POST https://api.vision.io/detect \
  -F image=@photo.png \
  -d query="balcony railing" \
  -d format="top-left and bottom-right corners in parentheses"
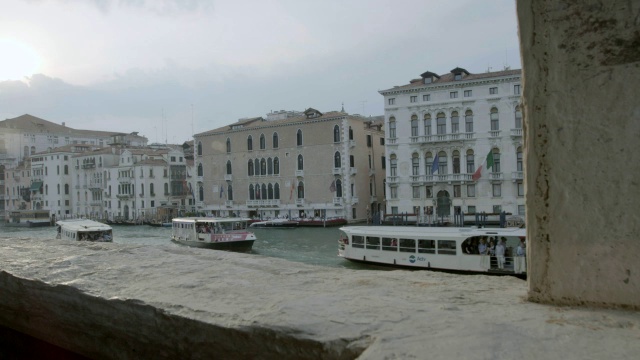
top-left (490, 172), bottom-right (503, 181)
top-left (197, 175), bottom-right (203, 183)
top-left (349, 167), bottom-right (357, 176)
top-left (511, 128), bottom-right (523, 137)
top-left (424, 174), bottom-right (473, 183)
top-left (348, 140), bottom-right (356, 148)
top-left (89, 200), bottom-right (102, 206)
top-left (295, 170), bottom-right (304, 177)
top-left (116, 194), bottom-right (130, 199)
top-left (386, 138), bottom-right (398, 145)
top-left (246, 199), bottom-right (281, 207)
top-left (410, 175), bottom-right (424, 183)
top-left (417, 132), bottom-right (476, 144)
top-left (351, 196), bottom-right (359, 204)
top-left (333, 197), bottom-right (343, 205)
top-left (296, 198), bottom-right (305, 206)
top-left (224, 174), bottom-right (233, 181)
top-left (81, 163), bottom-right (95, 169)
top-left (332, 168), bottom-right (341, 175)
top-left (489, 130), bottom-right (501, 138)
top-left (387, 176), bottom-right (398, 184)
top-left (511, 171), bottom-right (524, 181)
top-left (225, 200), bottom-right (233, 207)
top-left (88, 181), bottom-right (102, 189)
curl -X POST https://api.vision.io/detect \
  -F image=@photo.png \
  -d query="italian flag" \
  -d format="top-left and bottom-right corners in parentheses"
top-left (472, 150), bottom-right (494, 181)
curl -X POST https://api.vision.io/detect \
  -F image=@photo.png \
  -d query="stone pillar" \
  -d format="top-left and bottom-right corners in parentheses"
top-left (517, 1), bottom-right (640, 308)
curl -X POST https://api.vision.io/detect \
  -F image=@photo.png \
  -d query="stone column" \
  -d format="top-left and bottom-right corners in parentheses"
top-left (517, 0), bottom-right (640, 308)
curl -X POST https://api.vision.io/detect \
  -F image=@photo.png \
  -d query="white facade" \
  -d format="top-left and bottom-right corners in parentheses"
top-left (379, 67), bottom-right (524, 221)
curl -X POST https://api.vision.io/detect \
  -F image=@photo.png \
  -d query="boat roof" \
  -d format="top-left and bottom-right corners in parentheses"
top-left (172, 217), bottom-right (251, 223)
top-left (56, 219), bottom-right (112, 231)
top-left (340, 226), bottom-right (526, 239)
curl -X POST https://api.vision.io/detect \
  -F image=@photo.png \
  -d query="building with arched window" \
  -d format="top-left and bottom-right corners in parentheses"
top-left (193, 108), bottom-right (386, 221)
top-left (379, 67), bottom-right (524, 222)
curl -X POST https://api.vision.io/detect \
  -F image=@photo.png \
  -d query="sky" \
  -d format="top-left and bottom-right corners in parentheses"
top-left (0, 0), bottom-right (521, 144)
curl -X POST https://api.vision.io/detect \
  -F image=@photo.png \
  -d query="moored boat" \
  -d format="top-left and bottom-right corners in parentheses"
top-left (56, 219), bottom-right (113, 242)
top-left (5, 210), bottom-right (51, 227)
top-left (171, 217), bottom-right (256, 251)
top-left (338, 226), bottom-right (527, 276)
top-left (249, 218), bottom-right (299, 229)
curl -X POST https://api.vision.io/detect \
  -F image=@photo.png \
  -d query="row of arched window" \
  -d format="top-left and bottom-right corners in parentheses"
top-left (388, 147), bottom-right (523, 177)
top-left (388, 107), bottom-right (522, 138)
top-left (198, 184), bottom-right (233, 201)
top-left (333, 125), bottom-right (354, 143)
top-left (248, 157), bottom-right (280, 176)
top-left (197, 129), bottom-right (305, 156)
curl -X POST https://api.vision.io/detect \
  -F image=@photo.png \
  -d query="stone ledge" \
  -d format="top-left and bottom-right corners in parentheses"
top-left (1, 237), bottom-right (639, 359)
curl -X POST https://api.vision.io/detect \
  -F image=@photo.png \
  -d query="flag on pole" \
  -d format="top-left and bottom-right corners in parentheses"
top-left (219, 184), bottom-right (225, 198)
top-left (472, 150), bottom-right (495, 181)
top-left (329, 180), bottom-right (336, 192)
top-left (290, 180), bottom-right (295, 200)
top-left (431, 153), bottom-right (440, 174)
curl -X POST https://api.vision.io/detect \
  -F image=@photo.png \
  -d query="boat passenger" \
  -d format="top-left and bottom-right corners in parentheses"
top-left (488, 239), bottom-right (497, 268)
top-left (495, 239), bottom-right (506, 270)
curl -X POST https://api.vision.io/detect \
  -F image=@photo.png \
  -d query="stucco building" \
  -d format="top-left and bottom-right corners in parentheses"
top-left (193, 109), bottom-right (386, 222)
top-left (379, 67), bottom-right (523, 221)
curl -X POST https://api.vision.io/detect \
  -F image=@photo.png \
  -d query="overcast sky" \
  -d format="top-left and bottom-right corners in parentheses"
top-left (0, 0), bottom-right (521, 144)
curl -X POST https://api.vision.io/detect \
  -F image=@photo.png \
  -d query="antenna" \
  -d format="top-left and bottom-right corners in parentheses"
top-left (191, 104), bottom-right (194, 137)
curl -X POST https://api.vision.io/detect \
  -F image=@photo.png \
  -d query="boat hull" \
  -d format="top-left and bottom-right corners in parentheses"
top-left (172, 238), bottom-right (254, 251)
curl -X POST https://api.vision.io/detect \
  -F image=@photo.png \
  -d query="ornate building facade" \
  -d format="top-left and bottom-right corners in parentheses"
top-left (379, 67), bottom-right (524, 220)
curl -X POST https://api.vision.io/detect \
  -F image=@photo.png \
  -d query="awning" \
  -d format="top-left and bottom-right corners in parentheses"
top-left (30, 181), bottom-right (43, 191)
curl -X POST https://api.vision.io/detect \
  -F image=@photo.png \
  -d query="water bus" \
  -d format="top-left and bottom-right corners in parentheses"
top-left (171, 217), bottom-right (257, 251)
top-left (55, 219), bottom-right (113, 242)
top-left (338, 226), bottom-right (526, 275)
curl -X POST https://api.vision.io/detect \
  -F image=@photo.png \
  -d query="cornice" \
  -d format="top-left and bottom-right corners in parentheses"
top-left (379, 76), bottom-right (521, 96)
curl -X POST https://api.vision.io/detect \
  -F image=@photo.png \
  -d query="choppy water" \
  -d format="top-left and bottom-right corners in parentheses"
top-left (0, 224), bottom-right (379, 270)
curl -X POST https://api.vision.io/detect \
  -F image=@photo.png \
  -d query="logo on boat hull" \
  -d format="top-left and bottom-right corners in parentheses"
top-left (409, 255), bottom-right (416, 263)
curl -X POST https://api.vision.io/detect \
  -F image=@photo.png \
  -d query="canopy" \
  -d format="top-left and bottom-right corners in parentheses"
top-left (30, 181), bottom-right (43, 191)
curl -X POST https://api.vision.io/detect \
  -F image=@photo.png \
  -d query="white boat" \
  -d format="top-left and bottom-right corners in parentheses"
top-left (339, 226), bottom-right (527, 275)
top-left (171, 217), bottom-right (256, 251)
top-left (249, 218), bottom-right (299, 229)
top-left (56, 219), bottom-right (113, 242)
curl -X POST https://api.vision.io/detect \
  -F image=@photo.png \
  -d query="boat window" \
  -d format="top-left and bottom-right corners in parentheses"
top-left (381, 237), bottom-right (397, 251)
top-left (352, 235), bottom-right (365, 248)
top-left (366, 236), bottom-right (380, 250)
top-left (437, 240), bottom-right (457, 255)
top-left (399, 238), bottom-right (416, 253)
top-left (417, 239), bottom-right (435, 254)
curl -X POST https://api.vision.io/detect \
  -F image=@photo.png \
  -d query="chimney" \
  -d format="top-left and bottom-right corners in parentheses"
top-left (62, 122), bottom-right (66, 127)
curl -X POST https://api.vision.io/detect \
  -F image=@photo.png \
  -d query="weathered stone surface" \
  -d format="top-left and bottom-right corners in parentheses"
top-left (1, 237), bottom-right (639, 359)
top-left (518, 0), bottom-right (640, 307)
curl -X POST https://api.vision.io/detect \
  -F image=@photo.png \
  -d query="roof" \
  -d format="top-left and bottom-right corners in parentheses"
top-left (135, 159), bottom-right (167, 166)
top-left (380, 68), bottom-right (522, 93)
top-left (340, 226), bottom-right (526, 239)
top-left (194, 110), bottom-right (363, 137)
top-left (56, 219), bottom-right (112, 231)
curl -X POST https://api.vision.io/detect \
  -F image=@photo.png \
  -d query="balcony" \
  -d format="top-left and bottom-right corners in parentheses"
top-left (89, 181), bottom-right (102, 189)
top-left (351, 196), bottom-right (359, 204)
top-left (410, 175), bottom-right (424, 184)
top-left (348, 140), bottom-right (356, 148)
top-left (224, 174), bottom-right (233, 181)
top-left (418, 132), bottom-right (476, 144)
top-left (424, 174), bottom-right (473, 183)
top-left (81, 163), bottom-right (95, 169)
top-left (116, 194), bottom-right (130, 199)
top-left (225, 200), bottom-right (233, 207)
top-left (332, 168), bottom-right (341, 175)
top-left (349, 167), bottom-right (357, 176)
top-left (369, 196), bottom-right (377, 203)
top-left (150, 192), bottom-right (156, 197)
top-left (387, 176), bottom-right (398, 184)
top-left (511, 128), bottom-right (523, 137)
top-left (246, 199), bottom-right (281, 207)
top-left (295, 170), bottom-right (304, 177)
top-left (489, 130), bottom-right (501, 138)
top-left (197, 175), bottom-right (203, 183)
top-left (118, 176), bottom-right (132, 183)
top-left (511, 171), bottom-right (524, 181)
top-left (369, 169), bottom-right (375, 177)
top-left (490, 172), bottom-right (503, 181)
top-left (89, 200), bottom-right (102, 206)
top-left (295, 198), bottom-right (305, 206)
top-left (333, 197), bottom-right (343, 205)
top-left (386, 138), bottom-right (398, 146)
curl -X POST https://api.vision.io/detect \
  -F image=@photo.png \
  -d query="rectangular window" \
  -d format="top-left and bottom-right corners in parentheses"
top-left (352, 235), bottom-right (364, 248)
top-left (464, 90), bottom-right (472, 97)
top-left (425, 186), bottom-right (433, 198)
top-left (390, 187), bottom-right (398, 199)
top-left (380, 137), bottom-right (385, 145)
top-left (412, 186), bottom-right (421, 199)
top-left (450, 91), bottom-right (458, 99)
top-left (490, 87), bottom-right (498, 95)
top-left (518, 205), bottom-right (526, 215)
top-left (517, 182), bottom-right (524, 197)
top-left (467, 184), bottom-right (475, 197)
top-left (399, 239), bottom-right (415, 253)
top-left (382, 237), bottom-right (396, 251)
top-left (492, 183), bottom-right (502, 197)
top-left (410, 96), bottom-right (417, 103)
top-left (391, 206), bottom-right (398, 215)
top-left (467, 205), bottom-right (476, 214)
top-left (493, 205), bottom-right (502, 213)
top-left (368, 155), bottom-right (372, 169)
top-left (514, 84), bottom-right (521, 94)
top-left (423, 94), bottom-right (430, 101)
top-left (417, 239), bottom-right (435, 254)
top-left (388, 98), bottom-right (395, 105)
top-left (437, 240), bottom-right (457, 255)
top-left (151, 200), bottom-right (155, 207)
top-left (367, 135), bottom-right (372, 147)
top-left (381, 156), bottom-right (386, 169)
top-left (453, 185), bottom-right (461, 198)
top-left (366, 236), bottom-right (380, 250)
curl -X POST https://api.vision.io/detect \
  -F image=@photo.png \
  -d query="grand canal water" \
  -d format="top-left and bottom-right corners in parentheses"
top-left (0, 224), bottom-right (381, 270)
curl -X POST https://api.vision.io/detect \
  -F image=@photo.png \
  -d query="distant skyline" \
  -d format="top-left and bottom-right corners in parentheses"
top-left (0, 0), bottom-right (521, 144)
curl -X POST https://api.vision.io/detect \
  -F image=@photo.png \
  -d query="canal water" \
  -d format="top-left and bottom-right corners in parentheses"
top-left (0, 224), bottom-right (380, 270)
